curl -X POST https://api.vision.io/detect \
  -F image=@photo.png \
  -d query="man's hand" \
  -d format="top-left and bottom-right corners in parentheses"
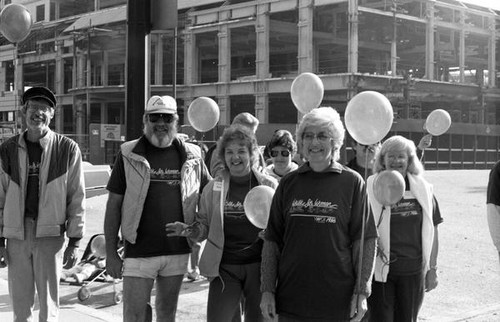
top-left (63, 245), bottom-right (79, 269)
top-left (165, 221), bottom-right (191, 237)
top-left (0, 247), bottom-right (8, 268)
top-left (350, 293), bottom-right (368, 322)
top-left (425, 268), bottom-right (438, 292)
top-left (106, 252), bottom-right (123, 279)
top-left (260, 291), bottom-right (277, 320)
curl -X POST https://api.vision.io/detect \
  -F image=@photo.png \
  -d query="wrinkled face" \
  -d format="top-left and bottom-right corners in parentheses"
top-left (383, 148), bottom-right (409, 176)
top-left (143, 113), bottom-right (177, 148)
top-left (301, 126), bottom-right (334, 165)
top-left (224, 141), bottom-right (251, 177)
top-left (355, 142), bottom-right (381, 168)
top-left (270, 146), bottom-right (292, 173)
top-left (23, 99), bottom-right (54, 134)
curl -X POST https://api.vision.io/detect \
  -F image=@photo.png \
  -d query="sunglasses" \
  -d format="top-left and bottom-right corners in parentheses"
top-left (270, 150), bottom-right (291, 157)
top-left (148, 113), bottom-right (175, 123)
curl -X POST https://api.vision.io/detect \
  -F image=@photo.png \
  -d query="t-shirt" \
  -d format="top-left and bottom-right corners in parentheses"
top-left (25, 136), bottom-right (43, 219)
top-left (389, 177), bottom-right (443, 275)
top-left (487, 161), bottom-right (500, 206)
top-left (107, 137), bottom-right (190, 258)
top-left (221, 173), bottom-right (262, 264)
top-left (265, 162), bottom-right (378, 320)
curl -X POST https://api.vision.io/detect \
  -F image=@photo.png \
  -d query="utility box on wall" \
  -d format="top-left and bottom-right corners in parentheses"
top-left (89, 123), bottom-right (125, 165)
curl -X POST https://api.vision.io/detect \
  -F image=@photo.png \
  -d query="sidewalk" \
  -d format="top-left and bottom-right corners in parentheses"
top-left (0, 278), bottom-right (121, 322)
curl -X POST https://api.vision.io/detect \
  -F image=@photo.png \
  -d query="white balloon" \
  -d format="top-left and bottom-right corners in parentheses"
top-left (373, 170), bottom-right (405, 207)
top-left (426, 109), bottom-right (451, 136)
top-left (243, 185), bottom-right (275, 229)
top-left (188, 97), bottom-right (220, 132)
top-left (345, 91), bottom-right (393, 145)
top-left (0, 4), bottom-right (32, 44)
top-left (290, 72), bottom-right (324, 114)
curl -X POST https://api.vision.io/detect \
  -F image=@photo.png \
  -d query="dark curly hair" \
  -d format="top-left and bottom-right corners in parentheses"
top-left (267, 129), bottom-right (297, 155)
top-left (217, 124), bottom-right (260, 171)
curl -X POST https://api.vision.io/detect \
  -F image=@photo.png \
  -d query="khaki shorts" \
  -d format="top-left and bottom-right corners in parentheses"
top-left (122, 254), bottom-right (189, 279)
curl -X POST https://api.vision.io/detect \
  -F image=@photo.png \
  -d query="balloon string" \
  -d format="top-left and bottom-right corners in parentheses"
top-left (420, 149), bottom-right (425, 162)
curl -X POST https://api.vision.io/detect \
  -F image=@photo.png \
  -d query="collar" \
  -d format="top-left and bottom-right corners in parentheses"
top-left (297, 160), bottom-right (343, 174)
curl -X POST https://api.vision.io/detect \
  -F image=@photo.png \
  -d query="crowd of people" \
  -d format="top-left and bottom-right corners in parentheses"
top-left (2, 87), bottom-right (479, 322)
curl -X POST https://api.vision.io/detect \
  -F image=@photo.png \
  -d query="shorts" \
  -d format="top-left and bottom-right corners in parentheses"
top-left (122, 254), bottom-right (189, 279)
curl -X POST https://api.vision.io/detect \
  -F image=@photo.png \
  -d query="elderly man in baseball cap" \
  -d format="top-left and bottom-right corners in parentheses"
top-left (0, 86), bottom-right (85, 321)
top-left (104, 95), bottom-right (211, 321)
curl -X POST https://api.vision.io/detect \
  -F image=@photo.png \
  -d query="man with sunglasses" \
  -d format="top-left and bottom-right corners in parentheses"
top-left (0, 86), bottom-right (85, 321)
top-left (104, 95), bottom-right (211, 321)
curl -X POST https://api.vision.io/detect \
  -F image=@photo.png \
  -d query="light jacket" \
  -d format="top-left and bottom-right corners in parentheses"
top-left (195, 168), bottom-right (278, 278)
top-left (367, 172), bottom-right (434, 282)
top-left (119, 136), bottom-right (210, 244)
top-left (0, 130), bottom-right (85, 240)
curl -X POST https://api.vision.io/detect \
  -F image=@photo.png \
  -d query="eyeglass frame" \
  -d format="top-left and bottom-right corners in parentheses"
top-left (302, 132), bottom-right (332, 143)
top-left (147, 113), bottom-right (175, 123)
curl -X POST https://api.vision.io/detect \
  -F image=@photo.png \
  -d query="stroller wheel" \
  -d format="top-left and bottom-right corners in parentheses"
top-left (113, 291), bottom-right (123, 304)
top-left (78, 286), bottom-right (92, 301)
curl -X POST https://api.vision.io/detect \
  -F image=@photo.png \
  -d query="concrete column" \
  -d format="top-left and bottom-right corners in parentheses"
top-left (425, 2), bottom-right (435, 80)
top-left (102, 50), bottom-right (109, 86)
top-left (298, 0), bottom-right (314, 72)
top-left (459, 11), bottom-right (465, 83)
top-left (54, 41), bottom-right (64, 132)
top-left (184, 30), bottom-right (197, 85)
top-left (218, 11), bottom-right (231, 82)
top-left (155, 34), bottom-right (163, 85)
top-left (348, 0), bottom-right (359, 73)
top-left (256, 1), bottom-right (270, 79)
top-left (488, 16), bottom-right (496, 88)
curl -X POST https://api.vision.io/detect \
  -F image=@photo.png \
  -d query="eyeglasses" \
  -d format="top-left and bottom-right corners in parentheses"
top-left (27, 103), bottom-right (52, 113)
top-left (302, 132), bottom-right (331, 142)
top-left (148, 113), bottom-right (175, 123)
top-left (270, 150), bottom-right (291, 157)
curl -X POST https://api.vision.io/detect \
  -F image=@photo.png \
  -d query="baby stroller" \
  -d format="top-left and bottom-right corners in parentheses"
top-left (61, 234), bottom-right (123, 304)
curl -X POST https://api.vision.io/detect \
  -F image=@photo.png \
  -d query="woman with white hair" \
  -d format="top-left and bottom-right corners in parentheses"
top-left (260, 107), bottom-right (377, 322)
top-left (366, 135), bottom-right (442, 322)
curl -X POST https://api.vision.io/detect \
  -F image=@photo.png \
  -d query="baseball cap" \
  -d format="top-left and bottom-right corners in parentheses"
top-left (145, 95), bottom-right (177, 114)
top-left (22, 86), bottom-right (57, 108)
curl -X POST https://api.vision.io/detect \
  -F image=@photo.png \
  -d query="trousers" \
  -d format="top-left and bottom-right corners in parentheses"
top-left (7, 218), bottom-right (65, 322)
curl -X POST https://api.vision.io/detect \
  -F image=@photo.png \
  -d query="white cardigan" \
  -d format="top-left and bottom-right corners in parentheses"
top-left (367, 172), bottom-right (434, 282)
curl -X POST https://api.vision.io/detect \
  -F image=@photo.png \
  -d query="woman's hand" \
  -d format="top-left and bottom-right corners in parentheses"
top-left (260, 291), bottom-right (277, 320)
top-left (350, 294), bottom-right (368, 322)
top-left (425, 268), bottom-right (438, 291)
top-left (165, 221), bottom-right (191, 237)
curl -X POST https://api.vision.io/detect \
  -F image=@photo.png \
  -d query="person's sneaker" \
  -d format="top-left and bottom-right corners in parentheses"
top-left (186, 268), bottom-right (200, 281)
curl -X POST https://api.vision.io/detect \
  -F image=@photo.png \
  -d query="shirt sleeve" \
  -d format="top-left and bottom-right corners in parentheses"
top-left (487, 162), bottom-right (500, 205)
top-left (264, 178), bottom-right (286, 250)
top-left (432, 195), bottom-right (443, 226)
top-left (106, 151), bottom-right (126, 195)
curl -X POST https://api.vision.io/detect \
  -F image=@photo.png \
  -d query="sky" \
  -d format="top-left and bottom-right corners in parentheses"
top-left (459, 0), bottom-right (500, 11)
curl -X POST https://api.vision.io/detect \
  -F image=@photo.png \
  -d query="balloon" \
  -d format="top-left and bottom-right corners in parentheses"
top-left (425, 109), bottom-right (451, 136)
top-left (290, 72), bottom-right (324, 114)
top-left (187, 97), bottom-right (220, 132)
top-left (0, 4), bottom-right (32, 44)
top-left (243, 185), bottom-right (275, 229)
top-left (345, 91), bottom-right (393, 145)
top-left (373, 170), bottom-right (405, 207)
top-left (90, 235), bottom-right (106, 258)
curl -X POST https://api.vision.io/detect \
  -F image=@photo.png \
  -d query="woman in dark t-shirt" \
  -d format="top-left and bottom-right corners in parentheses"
top-left (366, 135), bottom-right (443, 322)
top-left (261, 108), bottom-right (378, 322)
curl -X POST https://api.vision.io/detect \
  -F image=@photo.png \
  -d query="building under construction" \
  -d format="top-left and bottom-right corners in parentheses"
top-left (0, 0), bottom-right (499, 169)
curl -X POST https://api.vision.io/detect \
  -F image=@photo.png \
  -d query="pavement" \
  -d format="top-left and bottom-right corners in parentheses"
top-left (1, 170), bottom-right (500, 321)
